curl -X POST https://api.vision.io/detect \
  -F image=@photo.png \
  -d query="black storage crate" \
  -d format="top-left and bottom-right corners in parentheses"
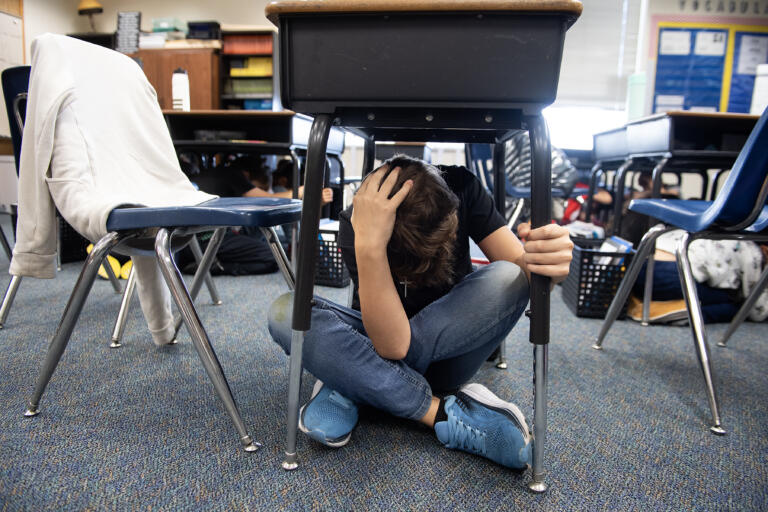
top-left (314, 225), bottom-right (349, 288)
top-left (561, 238), bottom-right (635, 319)
top-left (58, 216), bottom-right (89, 264)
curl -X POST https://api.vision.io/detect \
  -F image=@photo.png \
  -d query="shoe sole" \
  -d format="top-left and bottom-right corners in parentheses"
top-left (297, 380), bottom-right (352, 448)
top-left (458, 383), bottom-right (531, 444)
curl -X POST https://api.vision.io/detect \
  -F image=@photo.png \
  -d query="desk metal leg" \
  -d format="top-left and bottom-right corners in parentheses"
top-left (289, 149), bottom-right (302, 274)
top-left (650, 157), bottom-right (669, 198)
top-left (610, 158), bottom-right (635, 236)
top-left (362, 135), bottom-right (375, 177)
top-left (284, 114), bottom-right (332, 470)
top-left (492, 142), bottom-right (508, 369)
top-left (525, 115), bottom-right (551, 493)
top-left (697, 170), bottom-right (710, 201)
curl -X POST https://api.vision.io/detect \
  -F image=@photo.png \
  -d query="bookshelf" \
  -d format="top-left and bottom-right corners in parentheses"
top-left (220, 26), bottom-right (279, 111)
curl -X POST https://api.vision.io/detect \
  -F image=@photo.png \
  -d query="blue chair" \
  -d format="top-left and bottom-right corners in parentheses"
top-left (25, 199), bottom-right (299, 451)
top-left (594, 107), bottom-right (768, 435)
top-left (14, 35), bottom-right (302, 451)
top-left (466, 142), bottom-right (586, 227)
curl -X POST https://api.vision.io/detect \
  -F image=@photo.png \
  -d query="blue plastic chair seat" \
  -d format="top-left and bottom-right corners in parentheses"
top-left (630, 199), bottom-right (768, 233)
top-left (106, 197), bottom-right (302, 231)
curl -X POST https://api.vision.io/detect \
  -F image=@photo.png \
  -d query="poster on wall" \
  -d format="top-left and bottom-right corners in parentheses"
top-left (654, 26), bottom-right (727, 112)
top-left (727, 30), bottom-right (768, 111)
top-left (653, 22), bottom-right (768, 113)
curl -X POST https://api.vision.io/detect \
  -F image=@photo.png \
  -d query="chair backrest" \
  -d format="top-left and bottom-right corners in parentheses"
top-left (709, 107), bottom-right (768, 230)
top-left (465, 143), bottom-right (494, 192)
top-left (1, 66), bottom-right (30, 175)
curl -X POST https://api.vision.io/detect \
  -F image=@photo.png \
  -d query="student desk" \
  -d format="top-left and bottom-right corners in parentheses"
top-left (267, 0), bottom-right (583, 493)
top-left (163, 109), bottom-right (345, 179)
top-left (593, 112), bottom-right (758, 235)
top-left (163, 108), bottom-right (348, 219)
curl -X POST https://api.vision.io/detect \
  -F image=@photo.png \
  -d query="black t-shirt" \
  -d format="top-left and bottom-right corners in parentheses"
top-left (338, 165), bottom-right (506, 318)
top-left (191, 165), bottom-right (255, 197)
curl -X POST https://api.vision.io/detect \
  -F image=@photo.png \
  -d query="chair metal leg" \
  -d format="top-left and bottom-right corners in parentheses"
top-left (189, 236), bottom-right (222, 305)
top-left (155, 228), bottom-right (260, 452)
top-left (0, 275), bottom-right (22, 329)
top-left (110, 266), bottom-right (137, 348)
top-left (641, 254), bottom-right (655, 325)
top-left (24, 232), bottom-right (124, 417)
top-left (718, 264), bottom-right (768, 347)
top-left (0, 224), bottom-right (12, 260)
top-left (675, 233), bottom-right (726, 435)
top-left (593, 224), bottom-right (674, 350)
top-left (260, 227), bottom-right (295, 290)
top-left (103, 256), bottom-right (122, 294)
top-left (284, 113), bottom-right (333, 470)
top-left (173, 228), bottom-right (227, 337)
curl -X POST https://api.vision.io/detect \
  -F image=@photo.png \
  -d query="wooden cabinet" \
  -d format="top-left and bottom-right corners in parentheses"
top-left (131, 48), bottom-right (220, 110)
top-left (0, 0), bottom-right (22, 17)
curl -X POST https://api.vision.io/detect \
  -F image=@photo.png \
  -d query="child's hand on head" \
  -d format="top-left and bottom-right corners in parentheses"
top-left (517, 222), bottom-right (573, 283)
top-left (351, 166), bottom-right (413, 254)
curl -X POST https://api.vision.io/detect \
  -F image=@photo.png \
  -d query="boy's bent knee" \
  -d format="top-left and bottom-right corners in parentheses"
top-left (268, 292), bottom-right (294, 351)
top-left (482, 261), bottom-right (530, 311)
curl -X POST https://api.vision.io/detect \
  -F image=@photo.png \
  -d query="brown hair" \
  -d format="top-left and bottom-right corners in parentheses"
top-left (376, 155), bottom-right (460, 288)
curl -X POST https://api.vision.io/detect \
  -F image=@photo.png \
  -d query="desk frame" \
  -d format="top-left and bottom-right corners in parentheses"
top-left (269, 5), bottom-right (582, 493)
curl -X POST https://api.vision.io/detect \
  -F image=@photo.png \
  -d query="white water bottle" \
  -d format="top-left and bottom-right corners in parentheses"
top-left (171, 68), bottom-right (190, 111)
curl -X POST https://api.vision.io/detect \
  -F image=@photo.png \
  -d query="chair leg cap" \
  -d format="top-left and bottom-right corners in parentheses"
top-left (23, 407), bottom-right (39, 417)
top-left (591, 344), bottom-right (603, 350)
top-left (110, 340), bottom-right (122, 348)
top-left (528, 481), bottom-right (548, 493)
top-left (710, 425), bottom-right (727, 436)
top-left (716, 341), bottom-right (727, 348)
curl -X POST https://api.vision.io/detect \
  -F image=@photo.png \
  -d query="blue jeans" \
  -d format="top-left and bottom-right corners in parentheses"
top-left (268, 260), bottom-right (530, 421)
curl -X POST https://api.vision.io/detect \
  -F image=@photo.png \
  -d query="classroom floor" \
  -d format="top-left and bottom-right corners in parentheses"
top-left (0, 229), bottom-right (766, 510)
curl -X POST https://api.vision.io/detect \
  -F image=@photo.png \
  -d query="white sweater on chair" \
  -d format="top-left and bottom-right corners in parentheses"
top-left (10, 33), bottom-right (216, 344)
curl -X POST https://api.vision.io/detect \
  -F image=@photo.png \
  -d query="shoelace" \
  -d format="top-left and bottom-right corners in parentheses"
top-left (446, 415), bottom-right (487, 456)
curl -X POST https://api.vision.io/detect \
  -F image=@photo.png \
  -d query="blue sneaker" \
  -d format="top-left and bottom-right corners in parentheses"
top-left (435, 383), bottom-right (531, 469)
top-left (298, 381), bottom-right (358, 447)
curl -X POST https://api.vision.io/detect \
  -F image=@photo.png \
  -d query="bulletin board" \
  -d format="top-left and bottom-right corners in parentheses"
top-left (653, 22), bottom-right (768, 113)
